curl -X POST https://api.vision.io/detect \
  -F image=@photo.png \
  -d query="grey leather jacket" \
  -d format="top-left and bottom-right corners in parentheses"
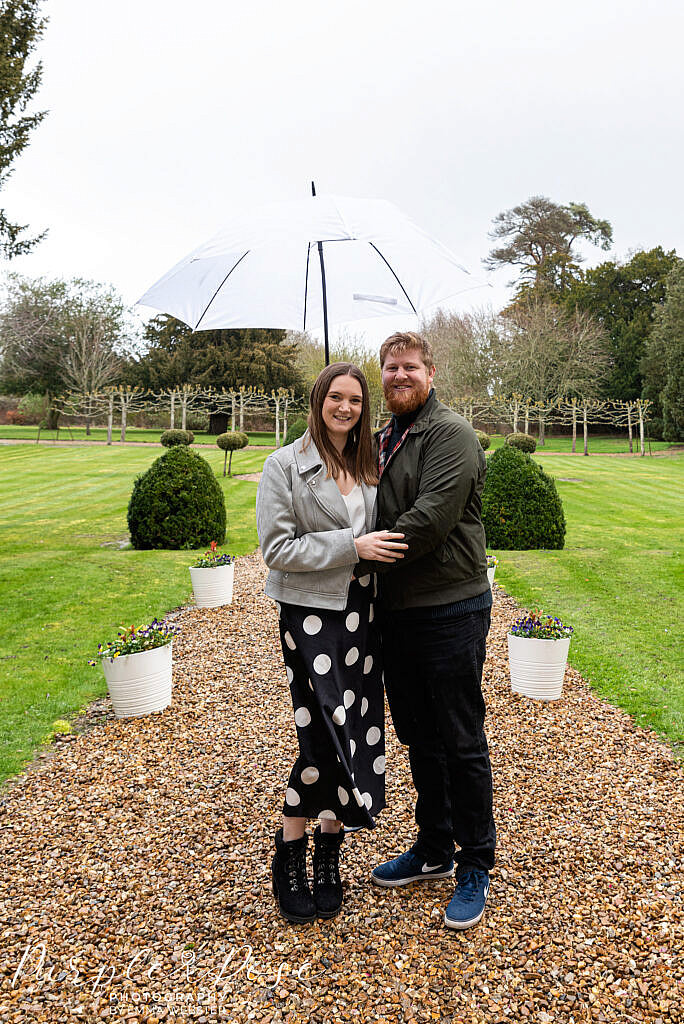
top-left (256, 432), bottom-right (376, 610)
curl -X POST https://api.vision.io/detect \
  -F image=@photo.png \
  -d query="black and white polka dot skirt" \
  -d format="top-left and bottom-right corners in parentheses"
top-left (278, 576), bottom-right (385, 829)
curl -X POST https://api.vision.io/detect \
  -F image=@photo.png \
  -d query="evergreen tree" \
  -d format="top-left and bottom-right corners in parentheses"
top-left (0, 0), bottom-right (48, 257)
top-left (564, 248), bottom-right (678, 400)
top-left (129, 316), bottom-right (303, 394)
top-left (484, 196), bottom-right (612, 296)
top-left (641, 261), bottom-right (684, 441)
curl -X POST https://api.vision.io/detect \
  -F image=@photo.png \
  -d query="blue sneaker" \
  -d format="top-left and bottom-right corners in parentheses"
top-left (371, 849), bottom-right (454, 887)
top-left (444, 869), bottom-right (490, 930)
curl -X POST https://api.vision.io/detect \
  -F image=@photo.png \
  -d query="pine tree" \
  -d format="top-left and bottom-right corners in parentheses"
top-left (0, 0), bottom-right (48, 257)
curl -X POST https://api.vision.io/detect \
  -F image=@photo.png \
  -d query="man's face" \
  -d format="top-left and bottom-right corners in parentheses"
top-left (382, 347), bottom-right (436, 415)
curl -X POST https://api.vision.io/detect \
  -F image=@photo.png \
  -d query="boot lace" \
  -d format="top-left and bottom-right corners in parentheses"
top-left (286, 844), bottom-right (308, 893)
top-left (315, 843), bottom-right (340, 887)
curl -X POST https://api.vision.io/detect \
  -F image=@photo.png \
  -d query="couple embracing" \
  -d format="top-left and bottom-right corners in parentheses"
top-left (255, 332), bottom-right (495, 932)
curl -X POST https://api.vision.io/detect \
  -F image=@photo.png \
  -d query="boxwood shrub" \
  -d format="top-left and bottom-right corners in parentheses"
top-left (216, 431), bottom-right (249, 476)
top-left (482, 445), bottom-right (565, 550)
top-left (505, 431), bottom-right (537, 453)
top-left (161, 428), bottom-right (194, 447)
top-left (475, 429), bottom-right (490, 450)
top-left (284, 417), bottom-right (308, 446)
top-left (128, 446), bottom-right (226, 549)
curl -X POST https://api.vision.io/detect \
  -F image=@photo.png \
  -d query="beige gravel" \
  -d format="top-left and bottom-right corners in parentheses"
top-left (1, 551), bottom-right (682, 1023)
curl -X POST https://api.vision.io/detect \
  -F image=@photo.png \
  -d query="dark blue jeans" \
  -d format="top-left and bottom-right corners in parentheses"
top-left (380, 606), bottom-right (495, 872)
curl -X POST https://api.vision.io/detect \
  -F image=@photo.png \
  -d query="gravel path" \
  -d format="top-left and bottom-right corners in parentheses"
top-left (1, 552), bottom-right (681, 1023)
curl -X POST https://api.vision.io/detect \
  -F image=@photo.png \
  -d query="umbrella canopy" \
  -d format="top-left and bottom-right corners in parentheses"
top-left (138, 194), bottom-right (479, 340)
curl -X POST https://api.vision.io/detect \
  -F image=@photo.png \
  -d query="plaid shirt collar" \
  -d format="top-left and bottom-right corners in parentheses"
top-left (377, 417), bottom-right (413, 478)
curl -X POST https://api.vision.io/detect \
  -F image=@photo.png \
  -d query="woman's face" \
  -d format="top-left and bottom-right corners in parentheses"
top-left (321, 374), bottom-right (363, 441)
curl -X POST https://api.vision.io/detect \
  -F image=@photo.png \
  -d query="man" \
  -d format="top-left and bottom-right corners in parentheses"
top-left (354, 331), bottom-right (495, 930)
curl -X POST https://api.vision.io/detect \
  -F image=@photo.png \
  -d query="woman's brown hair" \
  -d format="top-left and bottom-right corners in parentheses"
top-left (304, 362), bottom-right (378, 485)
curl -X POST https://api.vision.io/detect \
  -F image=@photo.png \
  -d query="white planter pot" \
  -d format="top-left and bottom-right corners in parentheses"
top-left (189, 562), bottom-right (235, 608)
top-left (487, 566), bottom-right (496, 588)
top-left (101, 642), bottom-right (173, 718)
top-left (507, 634), bottom-right (570, 701)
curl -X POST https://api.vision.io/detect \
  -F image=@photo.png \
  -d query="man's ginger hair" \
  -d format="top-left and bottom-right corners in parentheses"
top-left (379, 331), bottom-right (435, 370)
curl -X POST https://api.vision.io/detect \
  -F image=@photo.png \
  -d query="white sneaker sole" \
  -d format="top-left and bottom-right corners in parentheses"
top-left (371, 865), bottom-right (455, 888)
top-left (444, 906), bottom-right (486, 930)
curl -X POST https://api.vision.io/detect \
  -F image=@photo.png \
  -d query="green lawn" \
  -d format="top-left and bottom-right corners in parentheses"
top-left (0, 425), bottom-right (277, 446)
top-left (1, 444), bottom-right (682, 784)
top-left (0, 422), bottom-right (678, 455)
top-left (486, 434), bottom-right (675, 454)
top-left (0, 444), bottom-right (271, 781)
top-left (493, 455), bottom-right (684, 754)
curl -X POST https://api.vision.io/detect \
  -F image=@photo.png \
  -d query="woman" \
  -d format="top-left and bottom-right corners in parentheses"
top-left (256, 362), bottom-right (407, 924)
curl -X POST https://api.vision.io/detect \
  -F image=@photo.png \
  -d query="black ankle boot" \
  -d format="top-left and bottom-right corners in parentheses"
top-left (312, 825), bottom-right (344, 918)
top-left (271, 829), bottom-right (316, 924)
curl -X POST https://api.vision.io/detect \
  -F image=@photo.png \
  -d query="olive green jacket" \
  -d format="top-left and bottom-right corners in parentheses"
top-left (355, 391), bottom-right (489, 610)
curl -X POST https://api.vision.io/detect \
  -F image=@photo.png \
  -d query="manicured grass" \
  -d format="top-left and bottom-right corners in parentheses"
top-left (492, 455), bottom-right (684, 755)
top-left (0, 444), bottom-right (272, 782)
top-left (2, 444), bottom-right (682, 784)
top-left (0, 425), bottom-right (277, 446)
top-left (485, 434), bottom-right (674, 454)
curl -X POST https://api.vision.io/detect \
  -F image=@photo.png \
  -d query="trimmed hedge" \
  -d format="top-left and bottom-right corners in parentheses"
top-left (160, 428), bottom-right (194, 447)
top-left (475, 429), bottom-right (490, 451)
top-left (482, 445), bottom-right (566, 550)
top-left (217, 431), bottom-right (249, 477)
top-left (284, 417), bottom-right (308, 446)
top-left (506, 431), bottom-right (536, 453)
top-left (127, 446), bottom-right (226, 550)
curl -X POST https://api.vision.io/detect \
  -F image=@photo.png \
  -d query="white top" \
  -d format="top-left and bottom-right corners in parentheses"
top-left (341, 484), bottom-right (366, 537)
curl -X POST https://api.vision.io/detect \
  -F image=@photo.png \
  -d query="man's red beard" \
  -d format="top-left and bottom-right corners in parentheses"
top-left (383, 380), bottom-right (431, 416)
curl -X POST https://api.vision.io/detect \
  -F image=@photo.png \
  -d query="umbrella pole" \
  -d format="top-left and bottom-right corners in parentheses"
top-left (311, 181), bottom-right (330, 366)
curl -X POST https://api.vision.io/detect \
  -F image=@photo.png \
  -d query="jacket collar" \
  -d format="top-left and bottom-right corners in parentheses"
top-left (293, 432), bottom-right (324, 475)
top-left (293, 431), bottom-right (375, 532)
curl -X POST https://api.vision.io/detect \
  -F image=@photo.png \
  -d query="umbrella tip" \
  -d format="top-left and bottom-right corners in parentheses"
top-left (311, 181), bottom-right (316, 196)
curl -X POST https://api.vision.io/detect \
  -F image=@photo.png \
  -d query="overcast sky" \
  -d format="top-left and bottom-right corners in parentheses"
top-left (3, 0), bottom-right (683, 346)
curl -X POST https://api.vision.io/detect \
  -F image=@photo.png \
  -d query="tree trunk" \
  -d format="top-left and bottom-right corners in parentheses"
top-left (120, 397), bottom-right (127, 442)
top-left (107, 394), bottom-right (114, 445)
top-left (274, 397), bottom-right (280, 447)
top-left (538, 414), bottom-right (545, 447)
top-left (571, 403), bottom-right (577, 453)
top-left (223, 451), bottom-right (228, 477)
top-left (170, 392), bottom-right (175, 429)
top-left (85, 394), bottom-right (93, 436)
top-left (228, 449), bottom-right (234, 476)
top-left (239, 393), bottom-right (244, 432)
top-left (512, 399), bottom-right (519, 433)
top-left (181, 392), bottom-right (188, 431)
top-left (283, 398), bottom-right (289, 443)
top-left (231, 395), bottom-right (236, 432)
top-left (627, 405), bottom-right (633, 453)
top-left (638, 402), bottom-right (645, 456)
top-left (583, 405), bottom-right (589, 456)
top-left (524, 408), bottom-right (529, 434)
top-left (45, 396), bottom-right (60, 430)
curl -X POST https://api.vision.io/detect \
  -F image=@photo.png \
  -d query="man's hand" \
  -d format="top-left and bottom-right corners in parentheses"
top-left (354, 531), bottom-right (407, 563)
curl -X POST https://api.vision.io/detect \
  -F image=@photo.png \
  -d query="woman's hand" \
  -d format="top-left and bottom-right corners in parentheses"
top-left (354, 531), bottom-right (408, 563)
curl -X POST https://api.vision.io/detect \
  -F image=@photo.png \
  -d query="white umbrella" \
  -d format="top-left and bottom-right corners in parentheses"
top-left (138, 189), bottom-right (484, 363)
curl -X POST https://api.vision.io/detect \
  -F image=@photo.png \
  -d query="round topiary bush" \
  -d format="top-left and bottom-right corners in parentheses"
top-left (475, 429), bottom-right (490, 451)
top-left (284, 417), bottom-right (308, 446)
top-left (482, 445), bottom-right (566, 550)
top-left (127, 446), bottom-right (226, 549)
top-left (506, 431), bottom-right (537, 453)
top-left (161, 428), bottom-right (193, 447)
top-left (217, 431), bottom-right (249, 476)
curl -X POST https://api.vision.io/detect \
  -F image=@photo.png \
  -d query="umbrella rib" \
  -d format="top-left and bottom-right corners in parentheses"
top-left (369, 243), bottom-right (418, 314)
top-left (303, 243), bottom-right (311, 331)
top-left (194, 251), bottom-right (250, 330)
